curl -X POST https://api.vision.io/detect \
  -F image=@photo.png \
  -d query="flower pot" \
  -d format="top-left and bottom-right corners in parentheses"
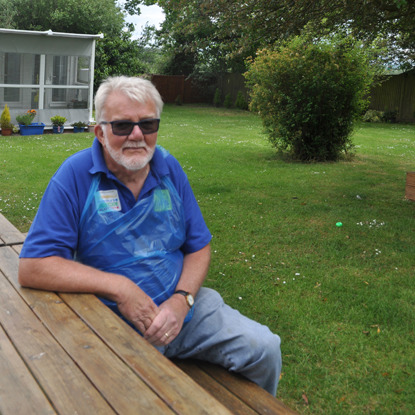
top-left (73, 126), bottom-right (86, 133)
top-left (1, 127), bottom-right (13, 136)
top-left (19, 123), bottom-right (45, 136)
top-left (53, 125), bottom-right (64, 134)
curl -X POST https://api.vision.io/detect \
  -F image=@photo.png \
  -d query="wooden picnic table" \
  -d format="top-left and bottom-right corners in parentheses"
top-left (0, 213), bottom-right (297, 415)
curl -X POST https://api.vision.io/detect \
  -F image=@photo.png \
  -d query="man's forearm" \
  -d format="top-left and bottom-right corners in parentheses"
top-left (175, 243), bottom-right (211, 297)
top-left (18, 256), bottom-right (135, 303)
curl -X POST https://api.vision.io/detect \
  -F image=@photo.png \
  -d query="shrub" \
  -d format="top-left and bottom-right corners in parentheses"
top-left (362, 110), bottom-right (384, 123)
top-left (382, 110), bottom-right (398, 123)
top-left (16, 110), bottom-right (36, 126)
top-left (245, 35), bottom-right (376, 161)
top-left (71, 121), bottom-right (88, 128)
top-left (50, 115), bottom-right (67, 126)
top-left (223, 93), bottom-right (232, 108)
top-left (175, 94), bottom-right (183, 106)
top-left (1, 105), bottom-right (13, 129)
top-left (235, 91), bottom-right (249, 110)
top-left (213, 88), bottom-right (222, 107)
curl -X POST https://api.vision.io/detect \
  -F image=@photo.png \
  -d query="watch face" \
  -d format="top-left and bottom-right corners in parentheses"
top-left (187, 294), bottom-right (195, 307)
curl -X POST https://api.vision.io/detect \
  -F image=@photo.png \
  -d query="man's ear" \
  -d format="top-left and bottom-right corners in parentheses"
top-left (95, 124), bottom-right (104, 144)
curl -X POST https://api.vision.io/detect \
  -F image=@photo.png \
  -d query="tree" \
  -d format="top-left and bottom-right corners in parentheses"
top-left (245, 35), bottom-right (377, 161)
top-left (0, 0), bottom-right (17, 28)
top-left (94, 31), bottom-right (148, 90)
top-left (124, 0), bottom-right (251, 76)
top-left (124, 0), bottom-right (415, 71)
top-left (11, 0), bottom-right (125, 35)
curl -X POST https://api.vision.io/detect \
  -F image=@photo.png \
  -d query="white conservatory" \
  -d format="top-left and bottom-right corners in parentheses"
top-left (0, 28), bottom-right (103, 129)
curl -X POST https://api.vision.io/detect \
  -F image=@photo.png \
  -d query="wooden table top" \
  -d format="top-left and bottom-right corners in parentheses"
top-left (0, 215), bottom-right (232, 415)
top-left (0, 213), bottom-right (298, 415)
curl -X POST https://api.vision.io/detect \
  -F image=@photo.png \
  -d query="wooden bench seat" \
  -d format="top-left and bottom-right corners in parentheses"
top-left (0, 213), bottom-right (297, 415)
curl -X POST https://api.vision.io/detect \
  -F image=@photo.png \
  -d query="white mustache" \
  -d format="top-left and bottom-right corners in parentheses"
top-left (122, 142), bottom-right (148, 150)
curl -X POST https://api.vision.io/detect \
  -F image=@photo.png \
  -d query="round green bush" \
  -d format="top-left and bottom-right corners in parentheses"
top-left (245, 36), bottom-right (376, 161)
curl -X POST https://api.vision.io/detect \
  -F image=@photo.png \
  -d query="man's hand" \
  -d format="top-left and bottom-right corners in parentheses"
top-left (144, 294), bottom-right (189, 346)
top-left (115, 279), bottom-right (159, 334)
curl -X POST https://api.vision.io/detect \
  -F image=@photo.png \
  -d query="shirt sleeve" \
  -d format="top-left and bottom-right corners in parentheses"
top-left (20, 159), bottom-right (85, 259)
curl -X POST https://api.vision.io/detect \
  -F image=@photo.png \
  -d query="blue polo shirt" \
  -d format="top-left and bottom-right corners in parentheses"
top-left (21, 139), bottom-right (211, 260)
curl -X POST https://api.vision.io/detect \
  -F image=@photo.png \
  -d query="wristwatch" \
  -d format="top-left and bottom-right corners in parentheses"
top-left (174, 290), bottom-right (194, 308)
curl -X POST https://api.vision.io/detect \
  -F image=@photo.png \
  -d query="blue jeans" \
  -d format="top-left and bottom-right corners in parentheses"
top-left (158, 287), bottom-right (282, 395)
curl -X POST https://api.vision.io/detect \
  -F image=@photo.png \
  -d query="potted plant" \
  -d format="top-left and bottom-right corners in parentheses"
top-left (71, 121), bottom-right (88, 133)
top-left (16, 110), bottom-right (45, 135)
top-left (1, 104), bottom-right (14, 136)
top-left (50, 115), bottom-right (67, 134)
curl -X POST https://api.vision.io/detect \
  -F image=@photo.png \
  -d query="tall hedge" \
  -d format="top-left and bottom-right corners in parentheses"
top-left (245, 36), bottom-right (375, 161)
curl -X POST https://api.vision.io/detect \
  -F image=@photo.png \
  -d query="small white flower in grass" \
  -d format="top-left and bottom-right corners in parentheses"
top-left (238, 297), bottom-right (243, 300)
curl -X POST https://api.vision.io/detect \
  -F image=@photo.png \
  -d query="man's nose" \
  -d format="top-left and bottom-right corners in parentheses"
top-left (128, 124), bottom-right (145, 139)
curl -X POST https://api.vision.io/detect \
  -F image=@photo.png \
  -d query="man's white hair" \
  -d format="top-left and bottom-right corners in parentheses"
top-left (95, 76), bottom-right (164, 122)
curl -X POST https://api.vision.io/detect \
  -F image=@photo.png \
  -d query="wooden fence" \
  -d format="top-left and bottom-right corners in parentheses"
top-left (368, 69), bottom-right (415, 123)
top-left (151, 74), bottom-right (247, 105)
top-left (152, 71), bottom-right (415, 123)
top-left (151, 75), bottom-right (213, 104)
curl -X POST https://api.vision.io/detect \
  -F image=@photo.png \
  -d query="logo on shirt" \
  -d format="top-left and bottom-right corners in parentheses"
top-left (153, 189), bottom-right (172, 212)
top-left (96, 189), bottom-right (122, 214)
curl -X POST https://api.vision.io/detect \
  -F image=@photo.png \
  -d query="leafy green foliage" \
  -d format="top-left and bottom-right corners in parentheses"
top-left (0, 105), bottom-right (13, 129)
top-left (15, 110), bottom-right (36, 126)
top-left (245, 36), bottom-right (376, 161)
top-left (235, 91), bottom-right (248, 110)
top-left (50, 115), bottom-right (67, 126)
top-left (223, 93), bottom-right (232, 108)
top-left (213, 88), bottom-right (222, 107)
top-left (362, 110), bottom-right (384, 123)
top-left (0, 0), bottom-right (17, 28)
top-left (94, 32), bottom-right (148, 90)
top-left (131, 0), bottom-right (415, 72)
top-left (10, 0), bottom-right (124, 35)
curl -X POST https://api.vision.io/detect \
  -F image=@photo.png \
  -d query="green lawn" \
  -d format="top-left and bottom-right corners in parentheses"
top-left (1, 105), bottom-right (414, 414)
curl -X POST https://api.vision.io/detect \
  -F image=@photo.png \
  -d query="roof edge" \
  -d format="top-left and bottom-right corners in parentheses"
top-left (0, 28), bottom-right (104, 39)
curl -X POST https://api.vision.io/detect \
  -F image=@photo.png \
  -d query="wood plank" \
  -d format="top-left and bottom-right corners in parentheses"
top-left (0, 246), bottom-right (173, 415)
top-left (197, 360), bottom-right (299, 415)
top-left (3, 223), bottom-right (297, 415)
top-left (62, 292), bottom-right (233, 415)
top-left (0, 263), bottom-right (115, 414)
top-left (406, 172), bottom-right (415, 186)
top-left (0, 213), bottom-right (25, 246)
top-left (173, 359), bottom-right (258, 415)
top-left (9, 246), bottom-right (229, 414)
top-left (406, 172), bottom-right (415, 201)
top-left (0, 324), bottom-right (56, 415)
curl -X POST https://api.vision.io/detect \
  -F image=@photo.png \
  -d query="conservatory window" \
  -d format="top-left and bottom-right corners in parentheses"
top-left (4, 53), bottom-right (21, 102)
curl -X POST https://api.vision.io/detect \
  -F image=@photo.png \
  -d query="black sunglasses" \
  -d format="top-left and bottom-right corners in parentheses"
top-left (100, 118), bottom-right (160, 136)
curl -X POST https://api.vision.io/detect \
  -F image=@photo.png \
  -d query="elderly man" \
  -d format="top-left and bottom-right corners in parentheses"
top-left (18, 76), bottom-right (282, 395)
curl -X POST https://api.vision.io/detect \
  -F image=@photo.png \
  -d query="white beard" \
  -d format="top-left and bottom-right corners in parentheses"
top-left (102, 129), bottom-right (155, 171)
